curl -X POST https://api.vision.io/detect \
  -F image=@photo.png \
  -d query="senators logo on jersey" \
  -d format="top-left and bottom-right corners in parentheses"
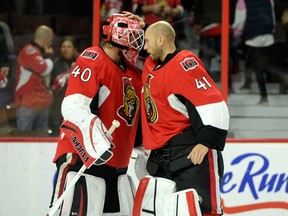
top-left (144, 74), bottom-right (158, 123)
top-left (117, 77), bottom-right (139, 126)
top-left (180, 57), bottom-right (198, 71)
top-left (81, 50), bottom-right (99, 60)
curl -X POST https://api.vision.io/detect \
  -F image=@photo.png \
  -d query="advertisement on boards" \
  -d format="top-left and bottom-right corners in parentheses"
top-left (0, 140), bottom-right (287, 215)
top-left (220, 142), bottom-right (288, 216)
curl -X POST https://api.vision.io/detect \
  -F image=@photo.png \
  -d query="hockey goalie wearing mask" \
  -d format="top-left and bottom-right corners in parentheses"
top-left (49, 12), bottom-right (144, 216)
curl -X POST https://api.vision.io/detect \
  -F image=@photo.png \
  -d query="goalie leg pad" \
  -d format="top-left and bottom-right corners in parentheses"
top-left (60, 171), bottom-right (106, 216)
top-left (161, 188), bottom-right (202, 216)
top-left (118, 174), bottom-right (136, 215)
top-left (132, 175), bottom-right (176, 216)
top-left (102, 174), bottom-right (135, 216)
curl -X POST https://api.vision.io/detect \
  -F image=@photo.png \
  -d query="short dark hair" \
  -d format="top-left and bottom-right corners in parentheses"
top-left (61, 35), bottom-right (79, 50)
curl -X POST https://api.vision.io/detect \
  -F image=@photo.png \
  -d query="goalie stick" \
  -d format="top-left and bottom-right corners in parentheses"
top-left (46, 119), bottom-right (120, 216)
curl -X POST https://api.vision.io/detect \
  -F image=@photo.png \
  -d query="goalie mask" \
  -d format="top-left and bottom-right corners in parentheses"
top-left (102, 13), bottom-right (144, 68)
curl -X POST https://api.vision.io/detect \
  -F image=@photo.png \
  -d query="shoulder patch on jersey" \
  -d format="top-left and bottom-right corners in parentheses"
top-left (25, 46), bottom-right (37, 55)
top-left (180, 57), bottom-right (198, 71)
top-left (81, 50), bottom-right (99, 60)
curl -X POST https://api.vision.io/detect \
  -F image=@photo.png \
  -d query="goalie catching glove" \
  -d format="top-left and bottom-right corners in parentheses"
top-left (61, 115), bottom-right (114, 168)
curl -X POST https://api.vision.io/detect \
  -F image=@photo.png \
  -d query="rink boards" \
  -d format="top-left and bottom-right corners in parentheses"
top-left (0, 138), bottom-right (287, 215)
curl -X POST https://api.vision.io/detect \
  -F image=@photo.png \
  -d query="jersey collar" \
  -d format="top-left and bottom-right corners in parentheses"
top-left (154, 49), bottom-right (180, 70)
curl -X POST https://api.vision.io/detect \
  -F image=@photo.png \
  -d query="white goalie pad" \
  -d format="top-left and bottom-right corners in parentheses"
top-left (133, 146), bottom-right (150, 180)
top-left (133, 175), bottom-right (176, 216)
top-left (161, 188), bottom-right (202, 216)
top-left (133, 175), bottom-right (202, 216)
top-left (118, 174), bottom-right (135, 215)
top-left (60, 171), bottom-right (106, 216)
top-left (102, 174), bottom-right (135, 216)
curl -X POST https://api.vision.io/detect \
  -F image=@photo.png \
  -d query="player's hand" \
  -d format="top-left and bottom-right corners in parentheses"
top-left (122, 11), bottom-right (145, 28)
top-left (52, 71), bottom-right (70, 94)
top-left (0, 66), bottom-right (9, 77)
top-left (193, 25), bottom-right (201, 35)
top-left (45, 46), bottom-right (54, 54)
top-left (0, 67), bottom-right (9, 88)
top-left (187, 144), bottom-right (208, 165)
top-left (151, 5), bottom-right (163, 15)
top-left (163, 6), bottom-right (172, 16)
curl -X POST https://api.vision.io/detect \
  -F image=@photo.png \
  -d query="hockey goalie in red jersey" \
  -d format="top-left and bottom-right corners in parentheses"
top-left (49, 13), bottom-right (145, 216)
top-left (133, 21), bottom-right (230, 216)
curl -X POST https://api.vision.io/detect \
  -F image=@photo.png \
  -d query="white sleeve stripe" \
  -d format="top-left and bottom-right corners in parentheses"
top-left (42, 58), bottom-right (54, 76)
top-left (62, 93), bottom-right (93, 125)
top-left (15, 66), bottom-right (32, 91)
top-left (196, 101), bottom-right (229, 130)
top-left (167, 94), bottom-right (189, 118)
top-left (168, 95), bottom-right (229, 130)
top-left (98, 85), bottom-right (110, 107)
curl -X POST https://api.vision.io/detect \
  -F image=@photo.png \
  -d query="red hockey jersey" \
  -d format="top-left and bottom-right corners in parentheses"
top-left (14, 43), bottom-right (54, 110)
top-left (132, 0), bottom-right (183, 24)
top-left (53, 47), bottom-right (142, 168)
top-left (141, 50), bottom-right (229, 150)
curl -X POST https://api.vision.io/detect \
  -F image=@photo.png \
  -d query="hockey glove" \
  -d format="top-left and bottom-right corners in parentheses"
top-left (61, 115), bottom-right (114, 168)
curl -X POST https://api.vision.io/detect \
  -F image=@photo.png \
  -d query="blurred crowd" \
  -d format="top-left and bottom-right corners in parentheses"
top-left (1, 0), bottom-right (288, 136)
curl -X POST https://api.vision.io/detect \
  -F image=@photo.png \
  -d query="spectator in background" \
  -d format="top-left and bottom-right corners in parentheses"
top-left (14, 0), bottom-right (44, 15)
top-left (192, 0), bottom-right (238, 91)
top-left (192, 0), bottom-right (222, 81)
top-left (0, 21), bottom-right (15, 132)
top-left (132, 0), bottom-right (184, 43)
top-left (282, 8), bottom-right (288, 43)
top-left (0, 67), bottom-right (9, 90)
top-left (233, 0), bottom-right (276, 104)
top-left (132, 0), bottom-right (184, 24)
top-left (14, 25), bottom-right (54, 135)
top-left (101, 0), bottom-right (124, 18)
top-left (268, 7), bottom-right (288, 94)
top-left (101, 0), bottom-right (133, 19)
top-left (0, 66), bottom-right (10, 128)
top-left (49, 35), bottom-right (79, 136)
